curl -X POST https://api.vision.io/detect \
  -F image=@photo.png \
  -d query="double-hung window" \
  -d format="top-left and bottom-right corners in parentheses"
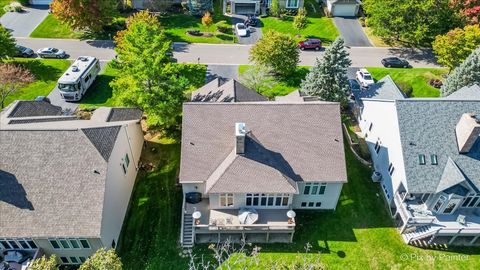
top-left (303, 183), bottom-right (327, 195)
top-left (219, 193), bottom-right (234, 207)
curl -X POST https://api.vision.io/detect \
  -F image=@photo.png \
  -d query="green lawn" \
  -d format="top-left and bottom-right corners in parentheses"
top-left (238, 65), bottom-right (309, 98)
top-left (260, 0), bottom-right (339, 44)
top-left (79, 63), bottom-right (207, 109)
top-left (159, 0), bottom-right (235, 44)
top-left (367, 67), bottom-right (448, 98)
top-left (30, 14), bottom-right (83, 39)
top-left (2, 59), bottom-right (70, 108)
top-left (117, 135), bottom-right (480, 269)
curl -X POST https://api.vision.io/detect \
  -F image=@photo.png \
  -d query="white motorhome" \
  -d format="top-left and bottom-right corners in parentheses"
top-left (57, 56), bottom-right (100, 101)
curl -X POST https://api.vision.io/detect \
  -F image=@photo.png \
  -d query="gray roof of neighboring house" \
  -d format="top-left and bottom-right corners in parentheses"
top-left (0, 130), bottom-right (108, 238)
top-left (330, 0), bottom-right (360, 4)
top-left (275, 90), bottom-right (322, 102)
top-left (82, 126), bottom-right (121, 161)
top-left (107, 108), bottom-right (143, 122)
top-left (7, 101), bottom-right (62, 118)
top-left (445, 84), bottom-right (480, 100)
top-left (395, 99), bottom-right (480, 193)
top-left (352, 75), bottom-right (406, 106)
top-left (8, 116), bottom-right (78, 125)
top-left (191, 78), bottom-right (268, 102)
top-left (180, 102), bottom-right (347, 193)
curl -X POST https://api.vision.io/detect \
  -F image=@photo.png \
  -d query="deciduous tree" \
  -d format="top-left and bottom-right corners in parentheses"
top-left (363, 0), bottom-right (461, 45)
top-left (441, 48), bottom-right (480, 97)
top-left (112, 11), bottom-right (189, 131)
top-left (29, 255), bottom-right (59, 270)
top-left (433, 25), bottom-right (480, 71)
top-left (202, 11), bottom-right (213, 27)
top-left (0, 63), bottom-right (35, 108)
top-left (0, 25), bottom-right (16, 62)
top-left (293, 7), bottom-right (307, 30)
top-left (300, 37), bottom-right (351, 107)
top-left (79, 248), bottom-right (122, 270)
top-left (250, 31), bottom-right (299, 77)
top-left (239, 65), bottom-right (274, 93)
top-left (450, 0), bottom-right (480, 25)
top-left (50, 0), bottom-right (119, 32)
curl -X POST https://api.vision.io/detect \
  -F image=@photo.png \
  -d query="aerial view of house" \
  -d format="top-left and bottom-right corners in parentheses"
top-left (1, 0), bottom-right (480, 268)
top-left (353, 82), bottom-right (480, 246)
top-left (0, 101), bottom-right (144, 266)
top-left (179, 79), bottom-right (347, 247)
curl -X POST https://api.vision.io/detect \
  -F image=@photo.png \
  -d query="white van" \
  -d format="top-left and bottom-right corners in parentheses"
top-left (57, 56), bottom-right (100, 101)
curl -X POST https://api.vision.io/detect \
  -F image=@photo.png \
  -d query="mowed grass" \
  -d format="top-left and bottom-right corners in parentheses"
top-left (238, 65), bottom-right (310, 98)
top-left (2, 59), bottom-right (70, 108)
top-left (30, 14), bottom-right (83, 39)
top-left (367, 67), bottom-right (448, 97)
top-left (260, 0), bottom-right (338, 44)
top-left (117, 137), bottom-right (480, 269)
top-left (159, 0), bottom-right (235, 44)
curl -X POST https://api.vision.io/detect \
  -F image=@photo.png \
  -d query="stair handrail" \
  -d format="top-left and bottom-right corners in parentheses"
top-left (180, 192), bottom-right (186, 246)
top-left (408, 227), bottom-right (442, 244)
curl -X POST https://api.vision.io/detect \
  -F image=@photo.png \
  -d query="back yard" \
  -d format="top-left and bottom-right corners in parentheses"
top-left (260, 0), bottom-right (339, 44)
top-left (117, 136), bottom-right (479, 270)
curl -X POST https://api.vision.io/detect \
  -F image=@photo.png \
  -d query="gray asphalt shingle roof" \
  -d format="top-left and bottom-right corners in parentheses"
top-left (180, 102), bottom-right (347, 193)
top-left (0, 130), bottom-right (108, 238)
top-left (82, 126), bottom-right (121, 161)
top-left (275, 90), bottom-right (321, 102)
top-left (395, 99), bottom-right (480, 193)
top-left (7, 101), bottom-right (62, 118)
top-left (191, 78), bottom-right (268, 102)
top-left (352, 75), bottom-right (405, 106)
top-left (445, 84), bottom-right (480, 100)
top-left (106, 108), bottom-right (143, 122)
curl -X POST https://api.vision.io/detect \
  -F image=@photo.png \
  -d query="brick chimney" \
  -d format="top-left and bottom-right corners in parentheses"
top-left (456, 113), bottom-right (480, 153)
top-left (235, 123), bottom-right (246, 155)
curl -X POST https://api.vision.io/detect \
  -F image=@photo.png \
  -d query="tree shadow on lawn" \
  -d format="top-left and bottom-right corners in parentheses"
top-left (80, 73), bottom-right (115, 107)
top-left (14, 60), bottom-right (64, 82)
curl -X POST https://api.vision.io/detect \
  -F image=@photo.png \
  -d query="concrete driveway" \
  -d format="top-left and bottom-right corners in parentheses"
top-left (333, 17), bottom-right (372, 47)
top-left (0, 6), bottom-right (49, 37)
top-left (231, 15), bottom-right (262, 45)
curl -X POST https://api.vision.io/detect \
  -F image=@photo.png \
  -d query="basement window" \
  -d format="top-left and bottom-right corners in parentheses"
top-left (418, 154), bottom-right (426, 165)
top-left (431, 154), bottom-right (438, 165)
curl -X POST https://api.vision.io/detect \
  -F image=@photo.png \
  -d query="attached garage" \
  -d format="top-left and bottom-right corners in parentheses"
top-left (327, 0), bottom-right (360, 17)
top-left (230, 0), bottom-right (260, 15)
top-left (29, 0), bottom-right (52, 5)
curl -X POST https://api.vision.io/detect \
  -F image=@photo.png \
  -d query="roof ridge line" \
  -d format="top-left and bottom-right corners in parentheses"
top-left (205, 148), bottom-right (238, 193)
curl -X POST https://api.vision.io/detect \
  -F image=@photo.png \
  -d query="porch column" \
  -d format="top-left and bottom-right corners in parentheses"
top-left (399, 218), bottom-right (410, 234)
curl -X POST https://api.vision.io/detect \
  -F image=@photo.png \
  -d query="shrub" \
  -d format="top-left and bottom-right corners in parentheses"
top-left (215, 20), bottom-right (230, 33)
top-left (396, 82), bottom-right (413, 97)
top-left (293, 7), bottom-right (307, 30)
top-left (201, 11), bottom-right (213, 27)
top-left (270, 0), bottom-right (280, 17)
top-left (103, 17), bottom-right (127, 32)
top-left (359, 17), bottom-right (366, 27)
top-left (3, 2), bottom-right (23, 12)
top-left (187, 29), bottom-right (202, 36)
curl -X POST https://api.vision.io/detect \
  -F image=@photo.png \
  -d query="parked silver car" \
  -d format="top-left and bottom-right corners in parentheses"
top-left (36, 47), bottom-right (66, 58)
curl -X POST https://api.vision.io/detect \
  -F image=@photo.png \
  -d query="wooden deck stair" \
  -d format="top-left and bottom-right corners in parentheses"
top-left (182, 213), bottom-right (194, 248)
top-left (402, 225), bottom-right (441, 245)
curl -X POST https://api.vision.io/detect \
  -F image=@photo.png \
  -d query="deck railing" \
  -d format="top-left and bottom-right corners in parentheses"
top-left (194, 223), bottom-right (295, 232)
top-left (180, 193), bottom-right (186, 246)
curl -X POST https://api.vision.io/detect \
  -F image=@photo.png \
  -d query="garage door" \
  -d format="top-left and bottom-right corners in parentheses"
top-left (30, 0), bottom-right (53, 5)
top-left (332, 4), bottom-right (357, 17)
top-left (235, 3), bottom-right (256, 15)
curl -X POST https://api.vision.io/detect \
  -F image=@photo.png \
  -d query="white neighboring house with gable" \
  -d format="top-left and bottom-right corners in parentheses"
top-left (352, 81), bottom-right (480, 247)
top-left (0, 101), bottom-right (144, 266)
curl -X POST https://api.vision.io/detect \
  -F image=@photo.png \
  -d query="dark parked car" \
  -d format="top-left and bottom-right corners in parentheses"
top-left (34, 96), bottom-right (51, 103)
top-left (15, 45), bottom-right (34, 57)
top-left (298, 38), bottom-right (322, 51)
top-left (381, 57), bottom-right (410, 68)
top-left (186, 192), bottom-right (202, 204)
top-left (244, 15), bottom-right (258, 27)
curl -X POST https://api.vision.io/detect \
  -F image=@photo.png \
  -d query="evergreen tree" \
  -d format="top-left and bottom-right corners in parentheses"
top-left (441, 48), bottom-right (480, 97)
top-left (0, 25), bottom-right (16, 62)
top-left (300, 37), bottom-right (351, 106)
top-left (188, 0), bottom-right (213, 16)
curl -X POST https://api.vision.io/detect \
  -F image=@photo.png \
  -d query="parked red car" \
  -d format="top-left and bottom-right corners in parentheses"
top-left (298, 38), bottom-right (322, 51)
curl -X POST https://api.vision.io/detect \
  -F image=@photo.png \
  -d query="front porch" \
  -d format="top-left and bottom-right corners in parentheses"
top-left (183, 198), bottom-right (295, 246)
top-left (393, 192), bottom-right (480, 246)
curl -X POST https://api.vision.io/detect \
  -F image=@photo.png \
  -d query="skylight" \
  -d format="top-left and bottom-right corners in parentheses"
top-left (419, 154), bottom-right (426, 165)
top-left (431, 154), bottom-right (438, 165)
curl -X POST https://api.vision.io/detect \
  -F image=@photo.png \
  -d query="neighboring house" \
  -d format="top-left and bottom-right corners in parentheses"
top-left (180, 80), bottom-right (347, 247)
top-left (326, 0), bottom-right (361, 17)
top-left (353, 82), bottom-right (480, 246)
top-left (29, 0), bottom-right (51, 4)
top-left (191, 78), bottom-right (268, 102)
top-left (0, 101), bottom-right (144, 265)
top-left (230, 0), bottom-right (304, 15)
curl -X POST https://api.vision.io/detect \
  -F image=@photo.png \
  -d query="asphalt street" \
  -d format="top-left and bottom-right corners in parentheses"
top-left (15, 38), bottom-right (440, 68)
